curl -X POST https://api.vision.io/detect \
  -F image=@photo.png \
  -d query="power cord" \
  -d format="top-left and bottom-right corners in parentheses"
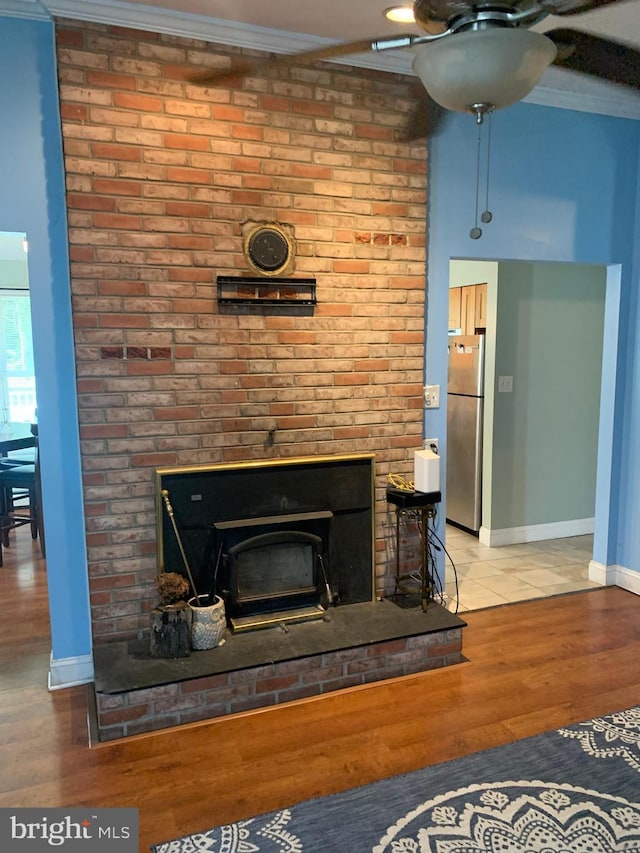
top-left (426, 506), bottom-right (459, 613)
top-left (394, 504), bottom-right (460, 614)
top-left (387, 472), bottom-right (415, 492)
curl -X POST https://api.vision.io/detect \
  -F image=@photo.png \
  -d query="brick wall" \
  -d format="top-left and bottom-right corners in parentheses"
top-left (55, 20), bottom-right (428, 643)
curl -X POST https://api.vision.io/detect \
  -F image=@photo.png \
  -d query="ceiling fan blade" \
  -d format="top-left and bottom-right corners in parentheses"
top-left (546, 28), bottom-right (640, 89)
top-left (402, 88), bottom-right (447, 141)
top-left (190, 36), bottom-right (409, 86)
top-left (544, 0), bottom-right (631, 15)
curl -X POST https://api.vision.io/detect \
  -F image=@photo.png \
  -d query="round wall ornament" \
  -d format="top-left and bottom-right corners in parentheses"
top-left (243, 223), bottom-right (294, 276)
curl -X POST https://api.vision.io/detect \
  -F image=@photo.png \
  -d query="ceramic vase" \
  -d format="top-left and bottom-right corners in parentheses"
top-left (188, 594), bottom-right (226, 650)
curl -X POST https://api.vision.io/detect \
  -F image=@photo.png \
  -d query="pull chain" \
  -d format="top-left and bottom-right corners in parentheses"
top-left (468, 106), bottom-right (495, 239)
top-left (469, 119), bottom-right (483, 240)
top-left (481, 109), bottom-right (493, 225)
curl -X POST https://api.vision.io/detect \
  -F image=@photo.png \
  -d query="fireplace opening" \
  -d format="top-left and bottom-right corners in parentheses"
top-left (156, 454), bottom-right (376, 632)
top-left (212, 511), bottom-right (332, 632)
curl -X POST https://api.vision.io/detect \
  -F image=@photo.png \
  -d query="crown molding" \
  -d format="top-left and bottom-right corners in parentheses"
top-left (4, 0), bottom-right (639, 120)
top-left (43, 0), bottom-right (415, 74)
top-left (526, 86), bottom-right (640, 121)
top-left (527, 66), bottom-right (640, 120)
top-left (0, 0), bottom-right (49, 19)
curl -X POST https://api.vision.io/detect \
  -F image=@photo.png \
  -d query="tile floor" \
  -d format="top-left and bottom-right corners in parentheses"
top-left (441, 525), bottom-right (600, 613)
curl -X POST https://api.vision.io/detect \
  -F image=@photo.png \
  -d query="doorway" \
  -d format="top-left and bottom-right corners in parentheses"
top-left (0, 232), bottom-right (37, 426)
top-left (443, 258), bottom-right (612, 611)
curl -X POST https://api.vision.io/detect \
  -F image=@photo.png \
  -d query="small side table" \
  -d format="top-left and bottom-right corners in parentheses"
top-left (386, 486), bottom-right (441, 611)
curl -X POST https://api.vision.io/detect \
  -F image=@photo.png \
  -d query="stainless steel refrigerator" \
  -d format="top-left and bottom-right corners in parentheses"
top-left (446, 334), bottom-right (485, 532)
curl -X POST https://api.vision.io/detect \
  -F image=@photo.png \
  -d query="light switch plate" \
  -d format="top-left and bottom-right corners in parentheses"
top-left (424, 384), bottom-right (440, 408)
top-left (498, 375), bottom-right (513, 393)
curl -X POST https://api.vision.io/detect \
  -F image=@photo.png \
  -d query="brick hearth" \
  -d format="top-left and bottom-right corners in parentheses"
top-left (93, 601), bottom-right (465, 741)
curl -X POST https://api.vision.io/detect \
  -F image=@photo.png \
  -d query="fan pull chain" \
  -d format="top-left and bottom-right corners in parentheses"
top-left (481, 110), bottom-right (493, 225)
top-left (469, 120), bottom-right (483, 240)
top-left (469, 107), bottom-right (495, 239)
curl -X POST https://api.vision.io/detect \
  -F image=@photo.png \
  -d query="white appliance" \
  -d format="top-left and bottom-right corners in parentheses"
top-left (414, 448), bottom-right (440, 493)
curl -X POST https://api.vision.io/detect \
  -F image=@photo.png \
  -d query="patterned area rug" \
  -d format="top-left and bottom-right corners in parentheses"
top-left (152, 705), bottom-right (640, 852)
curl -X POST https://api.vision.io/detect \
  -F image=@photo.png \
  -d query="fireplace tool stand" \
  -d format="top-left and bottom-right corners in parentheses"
top-left (161, 489), bottom-right (227, 649)
top-left (160, 488), bottom-right (199, 600)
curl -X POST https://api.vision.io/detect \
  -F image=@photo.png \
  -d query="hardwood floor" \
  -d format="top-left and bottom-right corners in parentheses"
top-left (1, 527), bottom-right (639, 851)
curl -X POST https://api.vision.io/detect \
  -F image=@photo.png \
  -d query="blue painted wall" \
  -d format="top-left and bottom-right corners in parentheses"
top-left (427, 102), bottom-right (640, 574)
top-left (0, 17), bottom-right (91, 664)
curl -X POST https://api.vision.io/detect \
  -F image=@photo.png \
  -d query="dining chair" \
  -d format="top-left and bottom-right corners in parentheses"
top-left (2, 446), bottom-right (36, 466)
top-left (0, 430), bottom-right (44, 566)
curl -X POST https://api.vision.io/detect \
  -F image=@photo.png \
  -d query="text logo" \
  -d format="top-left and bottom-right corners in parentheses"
top-left (1, 808), bottom-right (138, 851)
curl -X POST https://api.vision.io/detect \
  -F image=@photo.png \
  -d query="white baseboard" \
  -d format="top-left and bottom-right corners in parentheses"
top-left (589, 562), bottom-right (640, 595)
top-left (48, 651), bottom-right (94, 691)
top-left (479, 517), bottom-right (595, 547)
top-left (588, 559), bottom-right (610, 586)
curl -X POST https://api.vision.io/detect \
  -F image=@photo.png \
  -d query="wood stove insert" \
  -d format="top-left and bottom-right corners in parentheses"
top-left (155, 454), bottom-right (376, 632)
top-left (214, 513), bottom-right (332, 631)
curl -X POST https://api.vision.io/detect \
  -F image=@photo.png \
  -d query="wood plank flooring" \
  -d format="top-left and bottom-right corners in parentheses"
top-left (1, 527), bottom-right (639, 851)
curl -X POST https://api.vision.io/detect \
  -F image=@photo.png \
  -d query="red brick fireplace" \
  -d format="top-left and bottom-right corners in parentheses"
top-left (56, 18), bottom-right (429, 654)
top-left (89, 453), bottom-right (465, 741)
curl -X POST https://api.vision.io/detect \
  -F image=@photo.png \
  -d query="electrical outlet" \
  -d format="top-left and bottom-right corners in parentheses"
top-left (424, 384), bottom-right (440, 408)
top-left (423, 438), bottom-right (439, 454)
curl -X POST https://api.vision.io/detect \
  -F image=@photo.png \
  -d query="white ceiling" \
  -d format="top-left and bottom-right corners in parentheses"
top-left (5, 0), bottom-right (640, 117)
top-left (47, 0), bottom-right (640, 44)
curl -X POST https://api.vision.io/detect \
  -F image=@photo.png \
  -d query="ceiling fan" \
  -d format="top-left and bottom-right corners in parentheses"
top-left (193, 0), bottom-right (640, 130)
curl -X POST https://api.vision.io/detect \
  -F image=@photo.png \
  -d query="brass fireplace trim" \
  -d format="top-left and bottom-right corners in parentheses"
top-left (154, 452), bottom-right (376, 601)
top-left (155, 451), bottom-right (375, 479)
top-left (230, 604), bottom-right (326, 634)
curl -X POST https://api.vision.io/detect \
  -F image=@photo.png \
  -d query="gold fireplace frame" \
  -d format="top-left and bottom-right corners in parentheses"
top-left (154, 453), bottom-right (377, 606)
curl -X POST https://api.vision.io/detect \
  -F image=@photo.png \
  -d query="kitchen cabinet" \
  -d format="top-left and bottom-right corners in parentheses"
top-left (449, 283), bottom-right (487, 333)
top-left (475, 283), bottom-right (487, 329)
top-left (460, 285), bottom-right (476, 334)
top-left (448, 286), bottom-right (461, 331)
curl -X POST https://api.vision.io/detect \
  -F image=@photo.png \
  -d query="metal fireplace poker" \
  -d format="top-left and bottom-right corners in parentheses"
top-left (160, 489), bottom-right (198, 600)
top-left (160, 488), bottom-right (226, 650)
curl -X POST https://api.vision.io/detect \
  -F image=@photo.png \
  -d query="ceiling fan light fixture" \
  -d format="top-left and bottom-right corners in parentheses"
top-left (412, 28), bottom-right (557, 114)
top-left (384, 6), bottom-right (416, 24)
